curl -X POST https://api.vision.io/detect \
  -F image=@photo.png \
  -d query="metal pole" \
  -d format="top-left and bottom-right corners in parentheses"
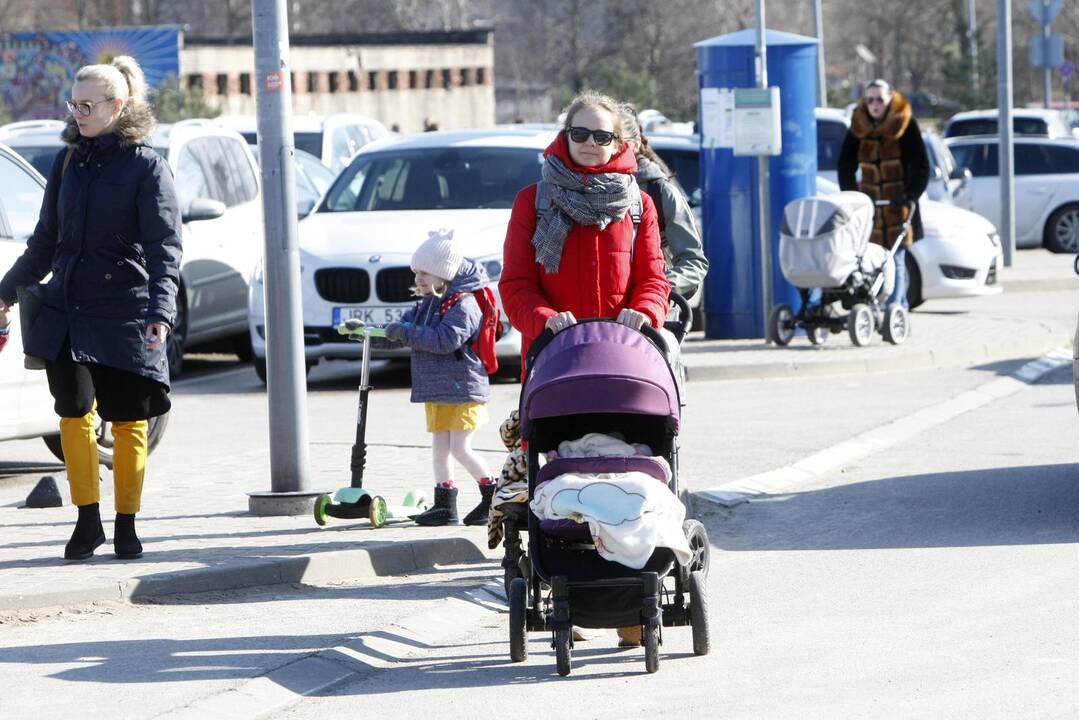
top-left (756, 0), bottom-right (773, 339)
top-left (812, 0), bottom-right (827, 106)
top-left (997, 0), bottom-right (1016, 266)
top-left (248, 0), bottom-right (315, 515)
top-left (968, 0), bottom-right (980, 98)
top-left (1042, 0), bottom-right (1051, 108)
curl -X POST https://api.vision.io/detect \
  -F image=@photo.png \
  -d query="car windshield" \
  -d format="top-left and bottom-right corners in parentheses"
top-left (652, 148), bottom-right (700, 200)
top-left (10, 144), bottom-right (61, 177)
top-left (294, 132), bottom-right (322, 158)
top-left (320, 146), bottom-right (544, 212)
top-left (945, 117), bottom-right (1050, 137)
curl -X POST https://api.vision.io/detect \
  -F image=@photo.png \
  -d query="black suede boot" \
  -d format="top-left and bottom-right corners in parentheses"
top-left (64, 503), bottom-right (106, 561)
top-left (114, 513), bottom-right (143, 560)
top-left (463, 483), bottom-right (495, 526)
top-left (414, 486), bottom-right (460, 526)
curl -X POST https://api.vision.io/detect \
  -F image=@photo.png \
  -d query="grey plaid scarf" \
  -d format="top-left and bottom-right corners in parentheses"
top-left (531, 154), bottom-right (640, 274)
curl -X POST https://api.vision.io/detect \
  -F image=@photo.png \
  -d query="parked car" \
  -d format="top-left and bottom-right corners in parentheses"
top-left (944, 136), bottom-right (1079, 252)
top-left (249, 145), bottom-right (336, 217)
top-left (0, 120), bottom-right (69, 176)
top-left (943, 108), bottom-right (1077, 139)
top-left (814, 108), bottom-right (970, 208)
top-left (247, 128), bottom-right (543, 382)
top-left (3, 119), bottom-right (267, 375)
top-left (816, 176), bottom-right (1002, 307)
top-left (0, 142), bottom-right (167, 465)
top-left (215, 113), bottom-right (390, 173)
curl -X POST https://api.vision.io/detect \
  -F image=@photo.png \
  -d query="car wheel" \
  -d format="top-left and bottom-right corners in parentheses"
top-left (43, 411), bottom-right (170, 469)
top-left (905, 252), bottom-right (924, 310)
top-left (1044, 204), bottom-right (1079, 254)
top-left (233, 334), bottom-right (254, 362)
top-left (167, 291), bottom-right (187, 379)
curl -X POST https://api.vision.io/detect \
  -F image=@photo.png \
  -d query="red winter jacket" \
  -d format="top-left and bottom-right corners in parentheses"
top-left (499, 134), bottom-right (670, 364)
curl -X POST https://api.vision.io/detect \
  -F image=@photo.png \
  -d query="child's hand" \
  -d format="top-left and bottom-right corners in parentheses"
top-left (337, 319), bottom-right (365, 337)
top-left (384, 322), bottom-right (410, 341)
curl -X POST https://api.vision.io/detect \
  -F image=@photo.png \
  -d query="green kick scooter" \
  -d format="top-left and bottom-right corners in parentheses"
top-left (312, 319), bottom-right (428, 528)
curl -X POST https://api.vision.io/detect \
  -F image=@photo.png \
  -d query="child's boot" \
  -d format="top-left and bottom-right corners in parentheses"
top-left (64, 502), bottom-right (106, 560)
top-left (463, 481), bottom-right (495, 526)
top-left (414, 486), bottom-right (460, 526)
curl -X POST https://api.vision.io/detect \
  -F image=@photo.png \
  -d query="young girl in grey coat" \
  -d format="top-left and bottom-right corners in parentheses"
top-left (382, 229), bottom-right (494, 526)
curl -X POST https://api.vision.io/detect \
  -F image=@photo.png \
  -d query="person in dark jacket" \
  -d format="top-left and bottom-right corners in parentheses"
top-left (837, 79), bottom-right (930, 309)
top-left (378, 229), bottom-right (494, 527)
top-left (0, 56), bottom-right (182, 561)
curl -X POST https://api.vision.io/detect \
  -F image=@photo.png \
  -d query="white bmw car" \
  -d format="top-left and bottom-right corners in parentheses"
top-left (248, 128), bottom-right (547, 381)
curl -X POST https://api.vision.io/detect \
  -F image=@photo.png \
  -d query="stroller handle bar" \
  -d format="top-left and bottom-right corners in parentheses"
top-left (525, 317), bottom-right (671, 375)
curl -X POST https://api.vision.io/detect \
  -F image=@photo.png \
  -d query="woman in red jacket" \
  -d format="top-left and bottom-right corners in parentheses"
top-left (499, 91), bottom-right (670, 363)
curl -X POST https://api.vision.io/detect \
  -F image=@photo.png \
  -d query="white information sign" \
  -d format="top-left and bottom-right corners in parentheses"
top-left (732, 87), bottom-right (782, 157)
top-left (700, 87), bottom-right (735, 148)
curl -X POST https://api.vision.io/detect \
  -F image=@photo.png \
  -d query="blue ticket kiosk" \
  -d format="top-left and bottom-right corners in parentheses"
top-left (696, 29), bottom-right (819, 339)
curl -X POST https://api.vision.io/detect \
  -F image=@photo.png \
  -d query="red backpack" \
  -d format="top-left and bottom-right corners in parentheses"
top-left (439, 287), bottom-right (503, 374)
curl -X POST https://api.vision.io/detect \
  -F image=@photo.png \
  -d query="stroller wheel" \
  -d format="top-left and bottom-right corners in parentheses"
top-left (509, 577), bottom-right (528, 662)
top-left (688, 570), bottom-right (710, 656)
top-left (553, 625), bottom-right (573, 676)
top-left (768, 304), bottom-right (796, 346)
top-left (882, 304), bottom-right (910, 345)
top-left (848, 304), bottom-right (875, 347)
top-left (644, 621), bottom-right (661, 673)
top-left (807, 325), bottom-right (829, 345)
top-left (682, 520), bottom-right (711, 577)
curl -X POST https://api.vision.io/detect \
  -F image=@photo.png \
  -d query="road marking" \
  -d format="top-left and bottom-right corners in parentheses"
top-left (694, 348), bottom-right (1072, 508)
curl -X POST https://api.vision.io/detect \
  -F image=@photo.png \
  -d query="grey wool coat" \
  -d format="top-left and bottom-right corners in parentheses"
top-left (381, 257), bottom-right (491, 405)
top-left (0, 107), bottom-right (182, 387)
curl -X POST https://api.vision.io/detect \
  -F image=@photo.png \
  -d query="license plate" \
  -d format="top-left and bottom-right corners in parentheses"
top-left (332, 306), bottom-right (407, 326)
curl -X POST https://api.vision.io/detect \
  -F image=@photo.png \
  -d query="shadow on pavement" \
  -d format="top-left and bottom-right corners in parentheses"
top-left (706, 462), bottom-right (1079, 553)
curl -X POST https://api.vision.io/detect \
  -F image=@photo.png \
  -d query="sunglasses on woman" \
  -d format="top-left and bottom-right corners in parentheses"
top-left (65, 98), bottom-right (114, 117)
top-left (566, 126), bottom-right (618, 146)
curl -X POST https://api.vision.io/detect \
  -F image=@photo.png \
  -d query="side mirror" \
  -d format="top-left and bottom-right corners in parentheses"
top-left (688, 189), bottom-right (702, 208)
top-left (182, 197), bottom-right (226, 223)
top-left (297, 198), bottom-right (316, 218)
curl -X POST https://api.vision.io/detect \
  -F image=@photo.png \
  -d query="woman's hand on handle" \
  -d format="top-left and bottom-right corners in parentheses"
top-left (615, 308), bottom-right (648, 332)
top-left (545, 311), bottom-right (577, 335)
top-left (145, 322), bottom-right (169, 350)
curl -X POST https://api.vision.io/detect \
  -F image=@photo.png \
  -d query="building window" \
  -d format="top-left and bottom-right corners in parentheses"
top-left (290, 72), bottom-right (296, 91)
top-left (347, 70), bottom-right (359, 91)
top-left (368, 71), bottom-right (378, 90)
top-left (308, 71), bottom-right (320, 92)
top-left (328, 71), bottom-right (339, 93)
top-left (476, 67), bottom-right (486, 85)
top-left (216, 73), bottom-right (228, 96)
top-left (187, 74), bottom-right (203, 91)
top-left (387, 70), bottom-right (398, 90)
top-left (240, 73), bottom-right (251, 95)
top-left (441, 68), bottom-right (451, 88)
top-left (425, 70), bottom-right (435, 89)
top-left (409, 70), bottom-right (418, 89)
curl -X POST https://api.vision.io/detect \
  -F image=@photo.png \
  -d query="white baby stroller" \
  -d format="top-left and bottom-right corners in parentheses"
top-left (772, 192), bottom-right (914, 347)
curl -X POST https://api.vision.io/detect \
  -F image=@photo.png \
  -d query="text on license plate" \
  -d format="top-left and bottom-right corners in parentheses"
top-left (332, 307), bottom-right (407, 325)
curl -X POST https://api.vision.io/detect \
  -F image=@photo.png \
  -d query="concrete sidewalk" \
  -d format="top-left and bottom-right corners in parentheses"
top-left (0, 249), bottom-right (1075, 613)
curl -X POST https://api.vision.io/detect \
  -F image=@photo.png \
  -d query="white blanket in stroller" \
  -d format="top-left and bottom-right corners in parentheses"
top-left (530, 472), bottom-right (692, 569)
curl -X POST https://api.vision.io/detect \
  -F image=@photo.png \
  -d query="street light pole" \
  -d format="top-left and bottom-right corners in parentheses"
top-left (756, 0), bottom-right (773, 339)
top-left (248, 0), bottom-right (316, 515)
top-left (1041, 0), bottom-right (1052, 108)
top-left (812, 0), bottom-right (827, 107)
top-left (997, 0), bottom-right (1016, 266)
top-left (968, 0), bottom-right (980, 98)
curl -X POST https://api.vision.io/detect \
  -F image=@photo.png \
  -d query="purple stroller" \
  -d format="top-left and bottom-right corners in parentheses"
top-left (504, 317), bottom-right (710, 675)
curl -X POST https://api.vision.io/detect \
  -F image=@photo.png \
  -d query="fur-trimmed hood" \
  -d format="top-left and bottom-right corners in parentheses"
top-left (850, 90), bottom-right (912, 141)
top-left (61, 100), bottom-right (156, 148)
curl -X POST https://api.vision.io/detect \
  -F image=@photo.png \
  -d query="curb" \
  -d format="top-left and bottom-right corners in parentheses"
top-left (685, 334), bottom-right (1069, 383)
top-left (0, 537), bottom-right (487, 612)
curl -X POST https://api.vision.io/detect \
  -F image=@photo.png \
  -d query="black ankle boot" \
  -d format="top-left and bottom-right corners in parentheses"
top-left (414, 486), bottom-right (460, 527)
top-left (114, 513), bottom-right (143, 560)
top-left (64, 503), bottom-right (106, 561)
top-left (463, 483), bottom-right (496, 526)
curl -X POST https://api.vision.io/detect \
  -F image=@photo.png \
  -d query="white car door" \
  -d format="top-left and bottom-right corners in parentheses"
top-left (1013, 143), bottom-right (1059, 243)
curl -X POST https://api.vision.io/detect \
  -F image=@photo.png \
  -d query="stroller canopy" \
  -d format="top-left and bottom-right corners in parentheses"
top-left (519, 321), bottom-right (680, 438)
top-left (779, 192), bottom-right (875, 289)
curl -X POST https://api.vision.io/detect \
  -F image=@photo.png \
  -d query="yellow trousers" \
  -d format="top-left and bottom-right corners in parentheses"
top-left (60, 411), bottom-right (148, 514)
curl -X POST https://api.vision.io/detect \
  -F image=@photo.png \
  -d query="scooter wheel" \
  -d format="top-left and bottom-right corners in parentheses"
top-left (369, 495), bottom-right (388, 528)
top-left (313, 494), bottom-right (332, 527)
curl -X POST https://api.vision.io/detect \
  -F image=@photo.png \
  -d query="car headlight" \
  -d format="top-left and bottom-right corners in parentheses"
top-left (479, 255), bottom-right (503, 281)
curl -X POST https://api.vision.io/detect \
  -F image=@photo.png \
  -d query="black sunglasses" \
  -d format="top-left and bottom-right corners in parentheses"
top-left (566, 126), bottom-right (618, 146)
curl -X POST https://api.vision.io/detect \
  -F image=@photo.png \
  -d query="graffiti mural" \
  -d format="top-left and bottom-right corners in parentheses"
top-left (0, 26), bottom-right (181, 121)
